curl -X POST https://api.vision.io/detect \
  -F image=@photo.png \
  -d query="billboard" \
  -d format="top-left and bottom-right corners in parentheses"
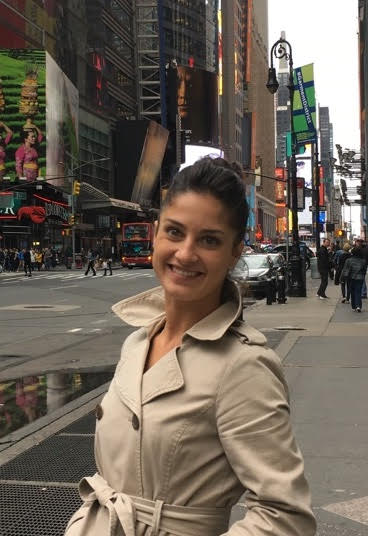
top-left (46, 53), bottom-right (79, 188)
top-left (177, 66), bottom-right (218, 145)
top-left (179, 145), bottom-right (224, 171)
top-left (292, 63), bottom-right (317, 146)
top-left (0, 49), bottom-right (46, 183)
top-left (131, 121), bottom-right (169, 206)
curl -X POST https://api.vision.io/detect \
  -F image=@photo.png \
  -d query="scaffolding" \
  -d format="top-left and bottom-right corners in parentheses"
top-left (135, 0), bottom-right (164, 122)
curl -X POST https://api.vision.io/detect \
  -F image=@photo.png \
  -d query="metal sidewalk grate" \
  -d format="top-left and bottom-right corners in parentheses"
top-left (0, 483), bottom-right (82, 536)
top-left (0, 435), bottom-right (96, 483)
top-left (60, 412), bottom-right (96, 435)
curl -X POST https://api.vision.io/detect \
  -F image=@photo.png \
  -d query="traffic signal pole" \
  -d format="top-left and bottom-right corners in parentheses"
top-left (314, 141), bottom-right (321, 250)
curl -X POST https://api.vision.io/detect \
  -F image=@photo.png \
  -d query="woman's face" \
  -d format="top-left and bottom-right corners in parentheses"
top-left (26, 132), bottom-right (36, 145)
top-left (153, 192), bottom-right (242, 305)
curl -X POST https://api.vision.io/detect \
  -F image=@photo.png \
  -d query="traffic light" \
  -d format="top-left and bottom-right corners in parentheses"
top-left (69, 214), bottom-right (75, 225)
top-left (336, 229), bottom-right (345, 238)
top-left (73, 181), bottom-right (81, 195)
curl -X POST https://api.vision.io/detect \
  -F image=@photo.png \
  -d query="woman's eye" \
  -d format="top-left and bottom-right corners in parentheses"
top-left (201, 236), bottom-right (220, 247)
top-left (166, 227), bottom-right (182, 238)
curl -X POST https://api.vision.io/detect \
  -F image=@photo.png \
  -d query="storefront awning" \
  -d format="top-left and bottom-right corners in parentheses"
top-left (79, 182), bottom-right (159, 216)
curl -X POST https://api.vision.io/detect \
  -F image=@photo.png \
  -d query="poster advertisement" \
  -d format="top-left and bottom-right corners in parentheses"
top-left (0, 49), bottom-right (46, 183)
top-left (131, 121), bottom-right (169, 206)
top-left (46, 53), bottom-right (79, 188)
top-left (177, 66), bottom-right (218, 145)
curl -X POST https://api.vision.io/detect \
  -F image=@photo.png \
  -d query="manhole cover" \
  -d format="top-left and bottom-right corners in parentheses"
top-left (274, 326), bottom-right (306, 331)
top-left (24, 305), bottom-right (54, 309)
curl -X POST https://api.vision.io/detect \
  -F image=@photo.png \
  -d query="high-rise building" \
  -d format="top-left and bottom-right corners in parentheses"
top-left (245, 0), bottom-right (276, 241)
top-left (359, 0), bottom-right (368, 237)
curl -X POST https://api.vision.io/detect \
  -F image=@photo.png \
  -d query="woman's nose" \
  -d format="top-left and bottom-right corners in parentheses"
top-left (175, 239), bottom-right (198, 263)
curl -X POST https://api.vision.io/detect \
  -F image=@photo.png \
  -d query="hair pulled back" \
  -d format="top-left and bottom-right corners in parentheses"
top-left (162, 157), bottom-right (248, 244)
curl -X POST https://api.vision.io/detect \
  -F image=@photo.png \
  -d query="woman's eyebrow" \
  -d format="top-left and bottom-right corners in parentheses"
top-left (165, 218), bottom-right (225, 235)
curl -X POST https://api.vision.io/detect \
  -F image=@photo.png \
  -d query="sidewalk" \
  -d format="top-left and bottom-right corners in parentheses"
top-left (1, 276), bottom-right (368, 535)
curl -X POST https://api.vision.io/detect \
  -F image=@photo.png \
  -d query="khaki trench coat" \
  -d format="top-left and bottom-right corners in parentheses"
top-left (65, 282), bottom-right (316, 536)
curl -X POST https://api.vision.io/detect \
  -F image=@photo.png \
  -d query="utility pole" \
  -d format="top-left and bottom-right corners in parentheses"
top-left (314, 141), bottom-right (321, 250)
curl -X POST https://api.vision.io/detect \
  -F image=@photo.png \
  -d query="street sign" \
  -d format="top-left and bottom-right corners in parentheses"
top-left (309, 205), bottom-right (326, 211)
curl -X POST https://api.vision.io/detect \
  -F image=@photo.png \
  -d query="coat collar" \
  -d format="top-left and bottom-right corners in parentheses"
top-left (112, 279), bottom-right (266, 344)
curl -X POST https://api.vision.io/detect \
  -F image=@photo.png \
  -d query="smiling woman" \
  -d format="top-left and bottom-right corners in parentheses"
top-left (64, 158), bottom-right (316, 536)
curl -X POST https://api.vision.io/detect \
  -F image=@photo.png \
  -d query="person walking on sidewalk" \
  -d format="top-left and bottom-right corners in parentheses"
top-left (317, 238), bottom-right (330, 299)
top-left (357, 239), bottom-right (368, 298)
top-left (341, 247), bottom-right (367, 312)
top-left (336, 243), bottom-right (351, 303)
top-left (23, 248), bottom-right (32, 277)
top-left (84, 249), bottom-right (96, 276)
top-left (65, 158), bottom-right (315, 536)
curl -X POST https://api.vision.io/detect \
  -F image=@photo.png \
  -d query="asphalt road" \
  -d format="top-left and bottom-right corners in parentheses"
top-left (0, 268), bottom-right (159, 381)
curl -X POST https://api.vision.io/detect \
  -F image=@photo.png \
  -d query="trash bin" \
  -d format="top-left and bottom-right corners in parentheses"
top-left (310, 257), bottom-right (319, 279)
top-left (66, 256), bottom-right (72, 269)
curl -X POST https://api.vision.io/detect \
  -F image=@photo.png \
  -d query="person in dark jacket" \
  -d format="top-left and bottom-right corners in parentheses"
top-left (23, 248), bottom-right (32, 277)
top-left (317, 238), bottom-right (330, 299)
top-left (337, 243), bottom-right (351, 303)
top-left (341, 247), bottom-right (367, 312)
top-left (356, 240), bottom-right (368, 298)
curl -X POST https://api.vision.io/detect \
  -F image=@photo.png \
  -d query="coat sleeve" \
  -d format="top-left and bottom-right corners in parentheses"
top-left (216, 345), bottom-right (316, 536)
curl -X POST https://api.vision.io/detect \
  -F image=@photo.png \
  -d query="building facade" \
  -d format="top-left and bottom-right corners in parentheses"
top-left (245, 0), bottom-right (276, 242)
top-left (359, 0), bottom-right (368, 238)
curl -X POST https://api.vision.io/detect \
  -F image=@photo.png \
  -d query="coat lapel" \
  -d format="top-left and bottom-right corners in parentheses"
top-left (113, 331), bottom-right (149, 415)
top-left (141, 348), bottom-right (184, 405)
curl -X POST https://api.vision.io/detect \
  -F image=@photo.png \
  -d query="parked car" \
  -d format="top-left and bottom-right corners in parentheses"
top-left (232, 254), bottom-right (277, 299)
top-left (271, 243), bottom-right (315, 269)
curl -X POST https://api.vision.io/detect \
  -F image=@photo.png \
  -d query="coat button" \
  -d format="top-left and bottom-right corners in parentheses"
top-left (95, 403), bottom-right (103, 420)
top-left (132, 414), bottom-right (139, 430)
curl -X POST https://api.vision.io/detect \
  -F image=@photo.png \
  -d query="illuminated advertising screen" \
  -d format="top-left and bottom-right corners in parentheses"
top-left (179, 145), bottom-right (224, 171)
top-left (131, 120), bottom-right (169, 206)
top-left (177, 66), bottom-right (218, 145)
top-left (0, 49), bottom-right (46, 184)
top-left (46, 53), bottom-right (79, 188)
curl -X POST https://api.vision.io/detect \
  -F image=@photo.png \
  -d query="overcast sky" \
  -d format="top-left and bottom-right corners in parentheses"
top-left (268, 0), bottom-right (361, 234)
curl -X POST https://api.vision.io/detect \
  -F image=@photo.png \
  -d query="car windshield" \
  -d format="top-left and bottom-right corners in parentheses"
top-left (244, 255), bottom-right (270, 269)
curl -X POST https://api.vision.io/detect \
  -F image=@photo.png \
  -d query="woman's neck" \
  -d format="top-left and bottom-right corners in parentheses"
top-left (161, 291), bottom-right (221, 342)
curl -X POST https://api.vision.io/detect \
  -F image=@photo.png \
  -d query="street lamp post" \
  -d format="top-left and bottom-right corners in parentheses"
top-left (68, 157), bottom-right (110, 269)
top-left (267, 37), bottom-right (306, 297)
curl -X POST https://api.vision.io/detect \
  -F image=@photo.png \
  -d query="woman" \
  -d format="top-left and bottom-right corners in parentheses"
top-left (65, 158), bottom-right (316, 535)
top-left (341, 246), bottom-right (367, 312)
top-left (336, 243), bottom-right (351, 303)
top-left (0, 120), bottom-right (13, 181)
top-left (15, 125), bottom-right (42, 181)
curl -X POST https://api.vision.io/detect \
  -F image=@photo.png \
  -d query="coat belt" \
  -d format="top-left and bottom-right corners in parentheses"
top-left (78, 473), bottom-right (230, 536)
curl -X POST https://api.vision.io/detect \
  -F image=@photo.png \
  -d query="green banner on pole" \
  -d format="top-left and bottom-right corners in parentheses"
top-left (292, 63), bottom-right (317, 146)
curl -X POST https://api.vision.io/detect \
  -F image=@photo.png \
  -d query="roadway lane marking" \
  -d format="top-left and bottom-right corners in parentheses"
top-left (68, 328), bottom-right (83, 332)
top-left (49, 285), bottom-right (78, 290)
top-left (323, 495), bottom-right (368, 526)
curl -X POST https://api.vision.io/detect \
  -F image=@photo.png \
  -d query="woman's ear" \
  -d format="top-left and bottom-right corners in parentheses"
top-left (230, 241), bottom-right (243, 268)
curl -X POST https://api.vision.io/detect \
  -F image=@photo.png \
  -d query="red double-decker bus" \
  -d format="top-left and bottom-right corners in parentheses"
top-left (121, 222), bottom-right (154, 269)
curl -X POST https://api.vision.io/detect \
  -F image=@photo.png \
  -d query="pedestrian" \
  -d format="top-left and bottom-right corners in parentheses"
top-left (85, 248), bottom-right (96, 276)
top-left (356, 239), bottom-right (368, 298)
top-left (337, 243), bottom-right (351, 303)
top-left (17, 248), bottom-right (24, 272)
top-left (64, 158), bottom-right (315, 536)
top-left (0, 247), bottom-right (4, 273)
top-left (23, 248), bottom-right (32, 277)
top-left (107, 255), bottom-right (113, 275)
top-left (101, 258), bottom-right (108, 276)
top-left (316, 238), bottom-right (330, 299)
top-left (341, 246), bottom-right (367, 312)
top-left (35, 249), bottom-right (43, 271)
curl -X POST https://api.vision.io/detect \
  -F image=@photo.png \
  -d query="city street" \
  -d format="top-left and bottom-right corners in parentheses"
top-left (0, 268), bottom-right (157, 379)
top-left (0, 272), bottom-right (367, 535)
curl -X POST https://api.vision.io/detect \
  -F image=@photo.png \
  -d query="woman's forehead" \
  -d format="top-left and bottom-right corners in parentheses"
top-left (161, 192), bottom-right (232, 228)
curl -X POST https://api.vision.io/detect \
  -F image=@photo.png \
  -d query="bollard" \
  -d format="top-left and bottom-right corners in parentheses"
top-left (266, 280), bottom-right (273, 305)
top-left (310, 257), bottom-right (319, 279)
